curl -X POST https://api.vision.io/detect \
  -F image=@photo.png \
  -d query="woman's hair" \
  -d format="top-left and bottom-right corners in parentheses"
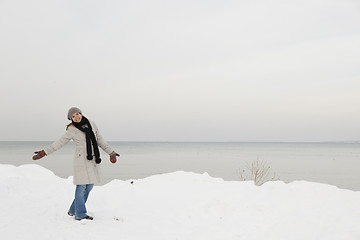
top-left (66, 122), bottom-right (73, 130)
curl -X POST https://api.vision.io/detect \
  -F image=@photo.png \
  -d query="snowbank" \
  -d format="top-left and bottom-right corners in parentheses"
top-left (1, 164), bottom-right (359, 240)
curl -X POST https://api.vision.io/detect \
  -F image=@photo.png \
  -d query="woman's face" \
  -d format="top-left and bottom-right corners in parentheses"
top-left (72, 112), bottom-right (82, 123)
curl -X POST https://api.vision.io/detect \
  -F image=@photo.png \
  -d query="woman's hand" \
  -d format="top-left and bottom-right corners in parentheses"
top-left (110, 151), bottom-right (120, 164)
top-left (33, 150), bottom-right (47, 160)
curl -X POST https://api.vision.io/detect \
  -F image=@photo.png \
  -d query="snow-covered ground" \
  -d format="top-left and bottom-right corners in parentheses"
top-left (1, 164), bottom-right (359, 240)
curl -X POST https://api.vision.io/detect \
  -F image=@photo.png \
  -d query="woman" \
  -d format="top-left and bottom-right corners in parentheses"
top-left (32, 107), bottom-right (119, 221)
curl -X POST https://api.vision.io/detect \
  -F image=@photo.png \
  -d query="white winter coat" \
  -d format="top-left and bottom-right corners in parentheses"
top-left (44, 120), bottom-right (114, 185)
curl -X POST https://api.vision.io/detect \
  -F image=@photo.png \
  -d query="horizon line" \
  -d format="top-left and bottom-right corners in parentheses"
top-left (1, 140), bottom-right (359, 144)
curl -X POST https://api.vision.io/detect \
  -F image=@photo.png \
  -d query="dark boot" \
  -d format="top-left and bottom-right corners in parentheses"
top-left (76, 215), bottom-right (93, 221)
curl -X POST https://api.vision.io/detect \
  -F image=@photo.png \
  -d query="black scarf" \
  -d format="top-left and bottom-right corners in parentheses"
top-left (72, 116), bottom-right (101, 164)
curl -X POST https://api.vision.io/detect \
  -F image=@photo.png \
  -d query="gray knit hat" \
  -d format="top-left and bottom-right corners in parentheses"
top-left (67, 107), bottom-right (82, 120)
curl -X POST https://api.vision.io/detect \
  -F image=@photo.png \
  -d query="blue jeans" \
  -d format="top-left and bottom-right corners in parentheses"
top-left (68, 184), bottom-right (94, 220)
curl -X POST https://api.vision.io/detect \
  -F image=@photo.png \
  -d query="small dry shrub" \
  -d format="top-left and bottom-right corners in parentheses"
top-left (239, 159), bottom-right (280, 186)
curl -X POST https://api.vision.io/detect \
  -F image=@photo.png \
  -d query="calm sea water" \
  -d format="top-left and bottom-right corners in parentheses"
top-left (0, 141), bottom-right (359, 191)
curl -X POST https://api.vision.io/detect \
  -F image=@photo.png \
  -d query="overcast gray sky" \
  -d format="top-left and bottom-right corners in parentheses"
top-left (1, 0), bottom-right (359, 142)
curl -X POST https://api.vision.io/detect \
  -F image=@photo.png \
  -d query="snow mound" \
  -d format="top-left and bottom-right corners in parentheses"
top-left (1, 164), bottom-right (360, 240)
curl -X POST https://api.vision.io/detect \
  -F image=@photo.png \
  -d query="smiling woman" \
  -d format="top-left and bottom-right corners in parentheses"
top-left (32, 107), bottom-right (120, 221)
